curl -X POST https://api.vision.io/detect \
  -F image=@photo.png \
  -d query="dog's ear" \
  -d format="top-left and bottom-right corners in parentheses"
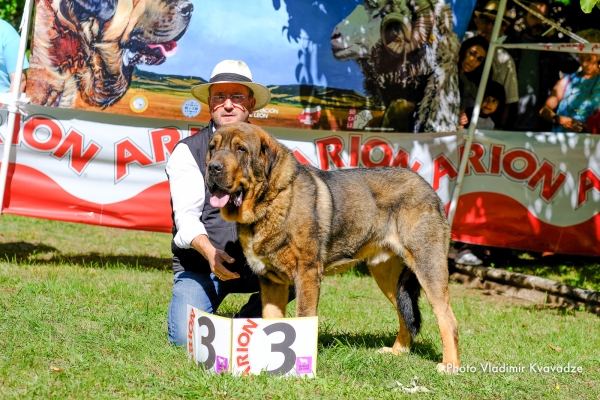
top-left (70, 0), bottom-right (118, 23)
top-left (206, 135), bottom-right (220, 167)
top-left (259, 131), bottom-right (279, 179)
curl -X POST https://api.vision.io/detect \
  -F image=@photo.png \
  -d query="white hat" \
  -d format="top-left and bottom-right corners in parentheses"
top-left (191, 60), bottom-right (272, 110)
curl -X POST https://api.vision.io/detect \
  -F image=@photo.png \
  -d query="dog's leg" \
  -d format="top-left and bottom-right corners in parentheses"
top-left (258, 276), bottom-right (289, 318)
top-left (368, 258), bottom-right (412, 355)
top-left (411, 257), bottom-right (460, 374)
top-left (294, 264), bottom-right (321, 317)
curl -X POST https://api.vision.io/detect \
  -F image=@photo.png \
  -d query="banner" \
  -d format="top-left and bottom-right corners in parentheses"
top-left (1, 106), bottom-right (599, 256)
top-left (24, 0), bottom-right (474, 133)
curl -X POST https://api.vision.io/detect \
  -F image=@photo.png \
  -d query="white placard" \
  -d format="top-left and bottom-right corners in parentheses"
top-left (231, 317), bottom-right (318, 377)
top-left (186, 305), bottom-right (318, 377)
top-left (187, 306), bottom-right (232, 374)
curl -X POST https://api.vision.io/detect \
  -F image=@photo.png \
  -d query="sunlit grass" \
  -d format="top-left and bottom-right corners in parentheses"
top-left (1, 214), bottom-right (599, 398)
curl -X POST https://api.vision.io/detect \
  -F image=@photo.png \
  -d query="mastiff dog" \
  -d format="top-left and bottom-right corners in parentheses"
top-left (206, 123), bottom-right (459, 372)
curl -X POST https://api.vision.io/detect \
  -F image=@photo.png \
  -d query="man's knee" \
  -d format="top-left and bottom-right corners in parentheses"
top-left (168, 272), bottom-right (217, 346)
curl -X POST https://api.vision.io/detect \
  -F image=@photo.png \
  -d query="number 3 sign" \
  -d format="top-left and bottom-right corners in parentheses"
top-left (187, 305), bottom-right (318, 377)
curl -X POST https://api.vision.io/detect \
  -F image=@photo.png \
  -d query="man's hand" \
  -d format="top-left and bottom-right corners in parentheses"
top-left (191, 234), bottom-right (240, 280)
top-left (8, 71), bottom-right (27, 94)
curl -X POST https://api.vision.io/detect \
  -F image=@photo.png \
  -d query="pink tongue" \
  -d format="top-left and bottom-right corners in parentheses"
top-left (210, 189), bottom-right (230, 208)
top-left (148, 41), bottom-right (178, 57)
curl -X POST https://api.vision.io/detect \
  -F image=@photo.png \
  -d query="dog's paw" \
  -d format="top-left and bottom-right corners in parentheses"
top-left (436, 362), bottom-right (460, 374)
top-left (377, 347), bottom-right (409, 356)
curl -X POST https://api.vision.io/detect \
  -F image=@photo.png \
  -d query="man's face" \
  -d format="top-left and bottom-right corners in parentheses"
top-left (209, 83), bottom-right (256, 126)
top-left (476, 14), bottom-right (507, 42)
top-left (524, 2), bottom-right (548, 38)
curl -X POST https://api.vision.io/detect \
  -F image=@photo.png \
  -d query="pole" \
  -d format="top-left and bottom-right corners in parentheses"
top-left (499, 42), bottom-right (597, 53)
top-left (447, 0), bottom-right (509, 227)
top-left (0, 0), bottom-right (34, 215)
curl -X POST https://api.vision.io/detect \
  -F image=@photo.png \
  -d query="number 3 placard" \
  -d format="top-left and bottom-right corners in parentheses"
top-left (187, 305), bottom-right (318, 377)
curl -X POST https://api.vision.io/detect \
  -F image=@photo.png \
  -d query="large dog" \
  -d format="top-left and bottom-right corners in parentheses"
top-left (27, 0), bottom-right (193, 108)
top-left (206, 123), bottom-right (460, 372)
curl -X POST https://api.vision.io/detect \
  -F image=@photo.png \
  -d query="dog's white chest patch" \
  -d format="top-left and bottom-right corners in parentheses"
top-left (242, 237), bottom-right (267, 274)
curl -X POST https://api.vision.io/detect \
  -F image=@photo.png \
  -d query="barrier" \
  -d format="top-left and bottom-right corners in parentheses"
top-left (1, 106), bottom-right (598, 256)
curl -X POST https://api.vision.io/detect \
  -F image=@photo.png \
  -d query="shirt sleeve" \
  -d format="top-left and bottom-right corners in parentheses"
top-left (493, 48), bottom-right (519, 104)
top-left (3, 21), bottom-right (29, 74)
top-left (166, 143), bottom-right (207, 249)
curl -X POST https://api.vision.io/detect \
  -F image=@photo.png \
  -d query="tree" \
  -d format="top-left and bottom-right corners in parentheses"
top-left (0, 0), bottom-right (26, 29)
top-left (580, 0), bottom-right (600, 12)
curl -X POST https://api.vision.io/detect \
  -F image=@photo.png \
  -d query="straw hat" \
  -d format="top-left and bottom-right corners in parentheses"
top-left (475, 1), bottom-right (511, 26)
top-left (191, 60), bottom-right (272, 109)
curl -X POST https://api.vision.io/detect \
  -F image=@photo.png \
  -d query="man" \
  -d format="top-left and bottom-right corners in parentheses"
top-left (166, 60), bottom-right (273, 346)
top-left (0, 18), bottom-right (27, 94)
top-left (472, 0), bottom-right (519, 127)
top-left (505, 0), bottom-right (579, 131)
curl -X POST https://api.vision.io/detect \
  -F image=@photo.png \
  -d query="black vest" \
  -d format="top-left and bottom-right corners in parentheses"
top-left (170, 121), bottom-right (247, 274)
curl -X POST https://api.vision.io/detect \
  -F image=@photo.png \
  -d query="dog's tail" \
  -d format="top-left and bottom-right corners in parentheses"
top-left (396, 267), bottom-right (422, 339)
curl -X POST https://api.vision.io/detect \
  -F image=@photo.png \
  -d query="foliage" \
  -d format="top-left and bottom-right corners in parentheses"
top-left (580, 0), bottom-right (600, 12)
top-left (0, 0), bottom-right (26, 29)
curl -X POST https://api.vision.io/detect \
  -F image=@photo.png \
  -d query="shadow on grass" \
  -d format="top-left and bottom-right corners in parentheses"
top-left (318, 331), bottom-right (441, 362)
top-left (0, 241), bottom-right (172, 271)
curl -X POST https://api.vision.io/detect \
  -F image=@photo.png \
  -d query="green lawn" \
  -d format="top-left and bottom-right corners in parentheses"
top-left (0, 214), bottom-right (599, 399)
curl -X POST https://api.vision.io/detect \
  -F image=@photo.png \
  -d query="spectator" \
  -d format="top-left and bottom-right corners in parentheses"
top-left (0, 18), bottom-right (28, 94)
top-left (540, 29), bottom-right (600, 133)
top-left (460, 80), bottom-right (506, 130)
top-left (471, 0), bottom-right (519, 127)
top-left (505, 0), bottom-right (579, 131)
top-left (458, 35), bottom-right (490, 113)
top-left (452, 79), bottom-right (506, 266)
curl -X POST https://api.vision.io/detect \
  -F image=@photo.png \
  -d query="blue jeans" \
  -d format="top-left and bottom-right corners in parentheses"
top-left (167, 270), bottom-right (262, 346)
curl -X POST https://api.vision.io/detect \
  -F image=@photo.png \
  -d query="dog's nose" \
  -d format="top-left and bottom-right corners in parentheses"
top-left (208, 161), bottom-right (223, 175)
top-left (331, 27), bottom-right (341, 41)
top-left (179, 2), bottom-right (193, 17)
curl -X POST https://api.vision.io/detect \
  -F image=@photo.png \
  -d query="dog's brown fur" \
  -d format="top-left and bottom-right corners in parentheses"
top-left (206, 122), bottom-right (460, 372)
top-left (27, 0), bottom-right (192, 108)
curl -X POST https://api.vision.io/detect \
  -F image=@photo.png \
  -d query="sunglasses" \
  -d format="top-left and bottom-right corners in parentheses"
top-left (209, 94), bottom-right (247, 105)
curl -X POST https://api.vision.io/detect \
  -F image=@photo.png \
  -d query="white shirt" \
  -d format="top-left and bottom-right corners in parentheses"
top-left (476, 116), bottom-right (495, 130)
top-left (166, 143), bottom-right (208, 249)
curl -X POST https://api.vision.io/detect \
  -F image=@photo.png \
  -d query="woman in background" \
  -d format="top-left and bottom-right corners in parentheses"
top-left (540, 29), bottom-right (600, 133)
top-left (458, 35), bottom-right (490, 114)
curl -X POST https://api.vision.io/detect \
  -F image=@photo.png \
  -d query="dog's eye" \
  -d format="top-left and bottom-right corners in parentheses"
top-left (236, 146), bottom-right (247, 153)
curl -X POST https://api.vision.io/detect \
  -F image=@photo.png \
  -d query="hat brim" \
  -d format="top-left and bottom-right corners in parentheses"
top-left (475, 10), bottom-right (511, 25)
top-left (191, 81), bottom-right (272, 110)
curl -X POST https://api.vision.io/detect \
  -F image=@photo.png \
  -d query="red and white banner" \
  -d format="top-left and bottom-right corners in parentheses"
top-left (1, 106), bottom-right (599, 256)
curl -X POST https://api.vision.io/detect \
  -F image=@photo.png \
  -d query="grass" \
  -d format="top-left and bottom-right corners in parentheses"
top-left (465, 245), bottom-right (600, 292)
top-left (1, 214), bottom-right (599, 399)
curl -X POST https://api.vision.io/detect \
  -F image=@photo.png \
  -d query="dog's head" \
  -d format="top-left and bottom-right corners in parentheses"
top-left (118, 0), bottom-right (193, 70)
top-left (54, 0), bottom-right (193, 106)
top-left (205, 123), bottom-right (296, 223)
top-left (63, 0), bottom-right (193, 69)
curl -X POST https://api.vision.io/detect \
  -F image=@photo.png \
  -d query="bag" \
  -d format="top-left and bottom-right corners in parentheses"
top-left (586, 109), bottom-right (600, 134)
